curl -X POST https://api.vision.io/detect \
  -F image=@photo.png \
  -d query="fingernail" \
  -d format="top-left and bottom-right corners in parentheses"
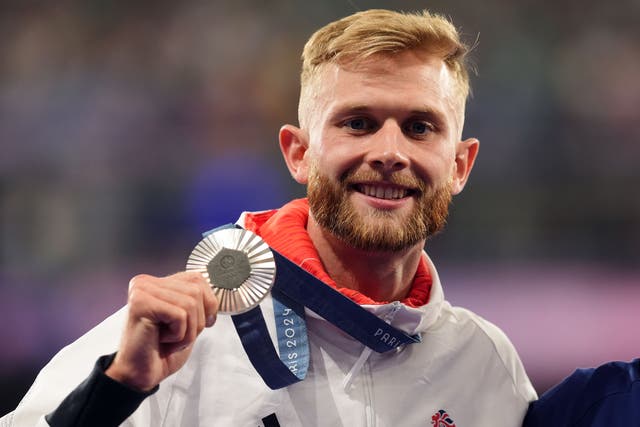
top-left (206, 314), bottom-right (216, 327)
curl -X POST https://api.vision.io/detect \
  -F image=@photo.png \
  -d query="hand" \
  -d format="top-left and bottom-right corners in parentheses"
top-left (106, 271), bottom-right (218, 391)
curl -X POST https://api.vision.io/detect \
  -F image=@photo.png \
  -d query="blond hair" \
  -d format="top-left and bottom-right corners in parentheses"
top-left (299, 9), bottom-right (471, 127)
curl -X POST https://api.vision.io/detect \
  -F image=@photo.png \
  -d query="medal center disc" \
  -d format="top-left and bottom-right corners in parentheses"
top-left (207, 248), bottom-right (251, 290)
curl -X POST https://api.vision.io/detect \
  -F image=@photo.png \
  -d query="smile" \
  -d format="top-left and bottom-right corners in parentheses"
top-left (353, 184), bottom-right (414, 200)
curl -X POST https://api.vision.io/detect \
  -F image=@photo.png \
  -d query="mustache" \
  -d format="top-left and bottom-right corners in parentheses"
top-left (340, 170), bottom-right (426, 192)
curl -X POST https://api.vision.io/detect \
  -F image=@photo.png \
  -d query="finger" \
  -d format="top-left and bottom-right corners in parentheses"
top-left (127, 288), bottom-right (188, 344)
top-left (129, 273), bottom-right (157, 293)
top-left (156, 305), bottom-right (190, 346)
top-left (128, 272), bottom-right (213, 340)
top-left (203, 287), bottom-right (218, 327)
top-left (165, 271), bottom-right (217, 327)
top-left (155, 273), bottom-right (208, 332)
top-left (129, 278), bottom-right (200, 345)
top-left (149, 287), bottom-right (199, 345)
top-left (182, 271), bottom-right (218, 327)
top-left (182, 273), bottom-right (207, 332)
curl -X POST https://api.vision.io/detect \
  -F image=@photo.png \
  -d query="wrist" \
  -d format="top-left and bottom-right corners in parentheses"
top-left (46, 354), bottom-right (158, 427)
top-left (105, 353), bottom-right (158, 392)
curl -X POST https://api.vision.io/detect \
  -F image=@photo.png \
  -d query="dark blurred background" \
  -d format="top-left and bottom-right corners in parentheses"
top-left (1, 0), bottom-right (639, 415)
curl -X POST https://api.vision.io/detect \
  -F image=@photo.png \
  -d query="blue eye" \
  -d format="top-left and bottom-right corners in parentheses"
top-left (409, 121), bottom-right (428, 134)
top-left (404, 120), bottom-right (434, 136)
top-left (345, 118), bottom-right (369, 130)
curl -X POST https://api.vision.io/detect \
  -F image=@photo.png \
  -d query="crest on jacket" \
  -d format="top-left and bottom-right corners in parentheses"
top-left (431, 409), bottom-right (456, 427)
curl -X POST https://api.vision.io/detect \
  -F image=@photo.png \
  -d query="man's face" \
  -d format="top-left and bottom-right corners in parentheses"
top-left (301, 51), bottom-right (469, 252)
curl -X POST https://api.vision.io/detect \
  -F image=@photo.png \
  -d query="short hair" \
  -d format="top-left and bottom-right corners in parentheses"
top-left (299, 9), bottom-right (471, 127)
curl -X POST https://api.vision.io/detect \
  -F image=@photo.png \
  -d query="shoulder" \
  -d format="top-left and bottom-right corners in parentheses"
top-left (437, 304), bottom-right (537, 402)
top-left (442, 305), bottom-right (521, 363)
top-left (524, 359), bottom-right (640, 427)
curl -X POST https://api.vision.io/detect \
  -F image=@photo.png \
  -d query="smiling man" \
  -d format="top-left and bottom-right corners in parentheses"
top-left (6, 9), bottom-right (536, 427)
top-left (282, 46), bottom-right (476, 303)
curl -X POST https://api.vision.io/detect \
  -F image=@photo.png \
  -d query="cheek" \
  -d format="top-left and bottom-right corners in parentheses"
top-left (311, 138), bottom-right (364, 175)
top-left (412, 149), bottom-right (456, 184)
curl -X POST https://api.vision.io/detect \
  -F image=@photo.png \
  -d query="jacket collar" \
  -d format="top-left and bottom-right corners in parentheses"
top-left (238, 198), bottom-right (444, 334)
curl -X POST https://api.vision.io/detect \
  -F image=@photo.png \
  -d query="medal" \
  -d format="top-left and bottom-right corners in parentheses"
top-left (187, 224), bottom-right (420, 390)
top-left (186, 228), bottom-right (276, 314)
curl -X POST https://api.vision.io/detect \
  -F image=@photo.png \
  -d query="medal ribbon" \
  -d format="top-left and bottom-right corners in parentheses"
top-left (204, 225), bottom-right (421, 389)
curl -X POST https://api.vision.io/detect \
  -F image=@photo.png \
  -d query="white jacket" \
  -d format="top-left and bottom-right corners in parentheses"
top-left (9, 258), bottom-right (535, 427)
top-left (9, 203), bottom-right (537, 426)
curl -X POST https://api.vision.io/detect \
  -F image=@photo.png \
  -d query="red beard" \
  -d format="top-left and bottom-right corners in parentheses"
top-left (307, 166), bottom-right (452, 252)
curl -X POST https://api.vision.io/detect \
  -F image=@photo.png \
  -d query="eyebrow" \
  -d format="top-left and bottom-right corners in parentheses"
top-left (333, 101), bottom-right (445, 114)
top-left (330, 104), bottom-right (447, 127)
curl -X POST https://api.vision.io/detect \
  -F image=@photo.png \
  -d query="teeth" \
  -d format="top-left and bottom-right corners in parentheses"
top-left (360, 185), bottom-right (407, 200)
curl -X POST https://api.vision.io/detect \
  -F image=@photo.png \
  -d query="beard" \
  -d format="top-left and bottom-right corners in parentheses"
top-left (307, 165), bottom-right (452, 252)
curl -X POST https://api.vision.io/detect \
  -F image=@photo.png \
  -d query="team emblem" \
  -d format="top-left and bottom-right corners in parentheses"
top-left (431, 409), bottom-right (456, 427)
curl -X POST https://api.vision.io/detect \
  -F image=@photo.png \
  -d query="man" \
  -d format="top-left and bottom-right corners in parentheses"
top-left (5, 9), bottom-right (536, 426)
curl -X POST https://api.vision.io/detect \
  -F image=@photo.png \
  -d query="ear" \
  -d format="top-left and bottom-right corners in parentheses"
top-left (279, 124), bottom-right (310, 184)
top-left (450, 137), bottom-right (479, 195)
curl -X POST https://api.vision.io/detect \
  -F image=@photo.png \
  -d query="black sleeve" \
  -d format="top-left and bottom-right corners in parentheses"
top-left (45, 353), bottom-right (158, 427)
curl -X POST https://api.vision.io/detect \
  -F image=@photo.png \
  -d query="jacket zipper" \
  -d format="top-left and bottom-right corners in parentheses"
top-left (364, 302), bottom-right (403, 426)
top-left (364, 359), bottom-right (375, 427)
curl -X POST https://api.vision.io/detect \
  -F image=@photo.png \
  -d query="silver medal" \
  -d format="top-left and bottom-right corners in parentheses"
top-left (186, 228), bottom-right (276, 314)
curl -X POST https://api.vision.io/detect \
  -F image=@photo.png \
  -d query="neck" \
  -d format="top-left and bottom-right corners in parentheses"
top-left (307, 217), bottom-right (424, 303)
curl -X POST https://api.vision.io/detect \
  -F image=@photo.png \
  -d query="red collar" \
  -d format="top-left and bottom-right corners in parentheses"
top-left (243, 198), bottom-right (431, 307)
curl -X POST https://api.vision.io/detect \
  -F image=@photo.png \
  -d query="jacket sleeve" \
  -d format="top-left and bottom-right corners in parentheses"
top-left (523, 359), bottom-right (640, 427)
top-left (522, 367), bottom-right (591, 426)
top-left (45, 354), bottom-right (158, 427)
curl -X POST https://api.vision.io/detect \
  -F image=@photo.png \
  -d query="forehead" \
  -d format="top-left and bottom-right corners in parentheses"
top-left (314, 51), bottom-right (462, 117)
top-left (302, 51), bottom-right (466, 137)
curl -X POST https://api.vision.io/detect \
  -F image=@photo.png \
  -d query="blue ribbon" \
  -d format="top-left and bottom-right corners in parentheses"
top-left (270, 250), bottom-right (421, 353)
top-left (271, 289), bottom-right (309, 380)
top-left (205, 225), bottom-right (421, 389)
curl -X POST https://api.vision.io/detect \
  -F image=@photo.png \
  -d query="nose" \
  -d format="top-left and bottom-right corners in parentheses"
top-left (364, 121), bottom-right (410, 172)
